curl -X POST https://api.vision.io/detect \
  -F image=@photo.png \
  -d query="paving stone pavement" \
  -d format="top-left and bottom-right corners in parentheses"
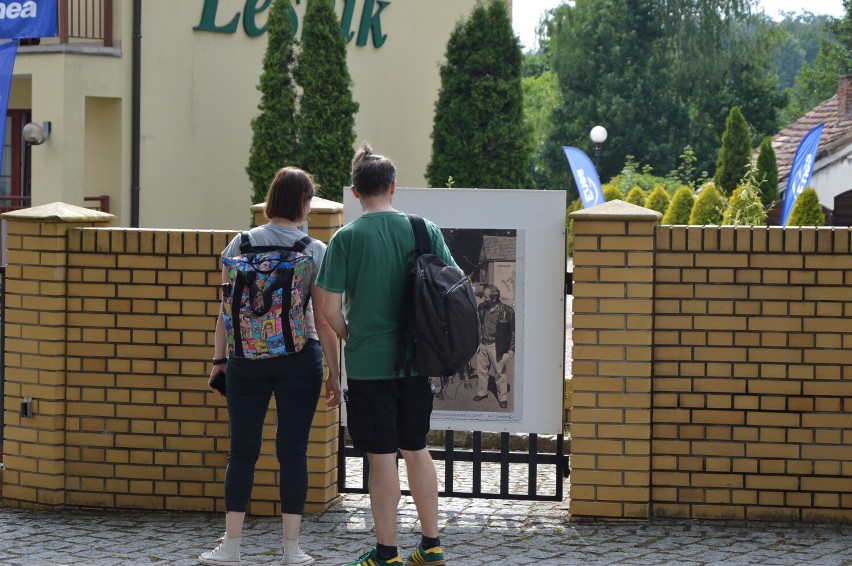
top-left (0, 494), bottom-right (851, 565)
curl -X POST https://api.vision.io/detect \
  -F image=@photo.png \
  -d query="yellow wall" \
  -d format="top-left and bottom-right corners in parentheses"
top-left (569, 201), bottom-right (852, 523)
top-left (14, 0), bottom-right (485, 230)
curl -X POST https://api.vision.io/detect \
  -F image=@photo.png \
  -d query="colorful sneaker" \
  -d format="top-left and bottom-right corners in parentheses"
top-left (343, 546), bottom-right (404, 566)
top-left (405, 543), bottom-right (446, 565)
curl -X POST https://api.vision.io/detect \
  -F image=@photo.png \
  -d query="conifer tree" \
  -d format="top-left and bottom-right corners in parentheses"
top-left (755, 137), bottom-right (779, 206)
top-left (427, 0), bottom-right (533, 189)
top-left (644, 185), bottom-right (671, 215)
top-left (246, 0), bottom-right (298, 206)
top-left (662, 186), bottom-right (695, 225)
top-left (714, 107), bottom-right (752, 196)
top-left (689, 183), bottom-right (725, 225)
top-left (294, 0), bottom-right (359, 202)
top-left (787, 188), bottom-right (825, 226)
top-left (603, 183), bottom-right (623, 201)
top-left (625, 186), bottom-right (646, 206)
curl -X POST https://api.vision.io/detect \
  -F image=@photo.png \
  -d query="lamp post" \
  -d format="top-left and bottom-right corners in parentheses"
top-left (590, 125), bottom-right (607, 170)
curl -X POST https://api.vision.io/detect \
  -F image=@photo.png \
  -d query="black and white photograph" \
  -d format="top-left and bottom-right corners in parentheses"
top-left (431, 228), bottom-right (519, 417)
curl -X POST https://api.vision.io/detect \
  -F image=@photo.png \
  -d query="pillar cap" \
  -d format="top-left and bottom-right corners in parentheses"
top-left (0, 202), bottom-right (116, 223)
top-left (250, 196), bottom-right (344, 215)
top-left (569, 199), bottom-right (661, 221)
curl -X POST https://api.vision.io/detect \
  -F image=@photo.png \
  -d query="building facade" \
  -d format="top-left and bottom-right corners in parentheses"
top-left (8, 0), bottom-right (493, 230)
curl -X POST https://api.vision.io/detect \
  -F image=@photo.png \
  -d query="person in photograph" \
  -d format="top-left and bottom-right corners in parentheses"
top-left (318, 143), bottom-right (451, 566)
top-left (201, 167), bottom-right (342, 566)
top-left (473, 285), bottom-right (515, 409)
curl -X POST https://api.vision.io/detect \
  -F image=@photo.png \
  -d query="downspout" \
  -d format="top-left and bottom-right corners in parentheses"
top-left (131, 0), bottom-right (141, 227)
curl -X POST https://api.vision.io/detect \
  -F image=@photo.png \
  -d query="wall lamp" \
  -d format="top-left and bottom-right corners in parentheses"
top-left (23, 121), bottom-right (51, 145)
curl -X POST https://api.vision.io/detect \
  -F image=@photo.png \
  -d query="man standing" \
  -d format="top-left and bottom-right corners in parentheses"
top-left (318, 143), bottom-right (452, 566)
top-left (473, 285), bottom-right (515, 409)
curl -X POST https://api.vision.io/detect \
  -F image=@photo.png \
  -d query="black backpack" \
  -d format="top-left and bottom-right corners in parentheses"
top-left (396, 214), bottom-right (480, 378)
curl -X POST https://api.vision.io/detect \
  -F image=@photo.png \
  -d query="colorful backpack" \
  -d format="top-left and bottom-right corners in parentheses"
top-left (221, 232), bottom-right (314, 359)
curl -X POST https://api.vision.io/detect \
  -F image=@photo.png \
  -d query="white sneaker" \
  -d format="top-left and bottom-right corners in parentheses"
top-left (199, 536), bottom-right (241, 565)
top-left (282, 539), bottom-right (314, 565)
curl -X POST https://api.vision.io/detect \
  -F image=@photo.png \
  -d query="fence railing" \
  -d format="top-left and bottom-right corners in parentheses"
top-left (59, 0), bottom-right (113, 47)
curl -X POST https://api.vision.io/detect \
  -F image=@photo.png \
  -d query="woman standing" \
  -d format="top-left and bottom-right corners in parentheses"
top-left (201, 167), bottom-right (342, 566)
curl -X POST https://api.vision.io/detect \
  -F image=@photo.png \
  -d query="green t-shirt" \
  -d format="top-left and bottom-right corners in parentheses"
top-left (316, 211), bottom-right (457, 380)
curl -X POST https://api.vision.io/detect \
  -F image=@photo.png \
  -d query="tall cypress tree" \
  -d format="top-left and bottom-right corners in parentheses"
top-left (755, 136), bottom-right (779, 206)
top-left (427, 0), bottom-right (533, 189)
top-left (246, 0), bottom-right (298, 206)
top-left (714, 107), bottom-right (752, 196)
top-left (294, 0), bottom-right (359, 202)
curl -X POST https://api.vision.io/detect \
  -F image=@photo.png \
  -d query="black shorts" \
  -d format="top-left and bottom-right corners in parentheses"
top-left (344, 376), bottom-right (434, 454)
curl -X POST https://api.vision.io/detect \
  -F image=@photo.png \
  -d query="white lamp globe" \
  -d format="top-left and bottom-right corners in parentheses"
top-left (590, 125), bottom-right (608, 144)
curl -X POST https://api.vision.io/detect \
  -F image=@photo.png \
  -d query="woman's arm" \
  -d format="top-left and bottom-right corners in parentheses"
top-left (208, 265), bottom-right (229, 395)
top-left (311, 284), bottom-right (342, 407)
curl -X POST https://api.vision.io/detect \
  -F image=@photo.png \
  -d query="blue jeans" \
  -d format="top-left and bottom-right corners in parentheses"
top-left (224, 339), bottom-right (324, 514)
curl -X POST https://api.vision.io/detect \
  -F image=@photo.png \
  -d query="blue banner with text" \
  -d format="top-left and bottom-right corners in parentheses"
top-left (0, 40), bottom-right (18, 179)
top-left (563, 146), bottom-right (604, 209)
top-left (0, 0), bottom-right (57, 39)
top-left (782, 123), bottom-right (824, 226)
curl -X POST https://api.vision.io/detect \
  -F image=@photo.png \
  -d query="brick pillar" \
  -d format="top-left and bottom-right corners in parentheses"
top-left (568, 200), bottom-right (660, 520)
top-left (1, 203), bottom-right (115, 508)
top-left (251, 197), bottom-right (345, 512)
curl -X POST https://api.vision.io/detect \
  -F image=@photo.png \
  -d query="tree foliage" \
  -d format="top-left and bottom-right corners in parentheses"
top-left (787, 187), bottom-right (825, 226)
top-left (662, 186), bottom-right (695, 225)
top-left (722, 171), bottom-right (768, 226)
top-left (689, 183), bottom-right (726, 225)
top-left (428, 0), bottom-right (533, 189)
top-left (537, 0), bottom-right (783, 195)
top-left (782, 2), bottom-right (852, 123)
top-left (294, 0), bottom-right (358, 202)
top-left (755, 136), bottom-right (779, 206)
top-left (566, 197), bottom-right (583, 256)
top-left (246, 0), bottom-right (298, 206)
top-left (625, 186), bottom-right (647, 206)
top-left (714, 107), bottom-right (752, 195)
top-left (645, 185), bottom-right (671, 215)
top-left (603, 183), bottom-right (623, 201)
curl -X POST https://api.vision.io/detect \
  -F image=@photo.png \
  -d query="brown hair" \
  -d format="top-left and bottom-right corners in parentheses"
top-left (264, 167), bottom-right (317, 221)
top-left (351, 142), bottom-right (397, 196)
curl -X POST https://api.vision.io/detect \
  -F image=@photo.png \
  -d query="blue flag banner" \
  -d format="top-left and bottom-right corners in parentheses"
top-left (563, 146), bottom-right (604, 209)
top-left (0, 40), bottom-right (17, 181)
top-left (781, 123), bottom-right (824, 226)
top-left (0, 0), bottom-right (57, 40)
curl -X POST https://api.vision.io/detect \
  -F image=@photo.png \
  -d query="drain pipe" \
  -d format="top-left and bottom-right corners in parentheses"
top-left (130, 0), bottom-right (142, 227)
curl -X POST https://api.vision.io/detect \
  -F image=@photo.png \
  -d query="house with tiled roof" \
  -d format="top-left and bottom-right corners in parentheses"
top-left (766, 75), bottom-right (852, 225)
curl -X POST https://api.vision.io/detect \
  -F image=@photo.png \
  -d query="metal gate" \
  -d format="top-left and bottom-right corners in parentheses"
top-left (337, 428), bottom-right (567, 501)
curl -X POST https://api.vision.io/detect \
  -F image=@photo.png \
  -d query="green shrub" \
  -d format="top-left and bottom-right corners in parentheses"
top-left (565, 198), bottom-right (583, 256)
top-left (689, 182), bottom-right (725, 225)
top-left (722, 170), bottom-right (767, 226)
top-left (787, 188), bottom-right (825, 226)
top-left (662, 186), bottom-right (695, 225)
top-left (610, 155), bottom-right (679, 195)
top-left (603, 183), bottom-right (623, 201)
top-left (714, 107), bottom-right (752, 196)
top-left (755, 136), bottom-right (779, 206)
top-left (644, 185), bottom-right (671, 215)
top-left (625, 185), bottom-right (646, 206)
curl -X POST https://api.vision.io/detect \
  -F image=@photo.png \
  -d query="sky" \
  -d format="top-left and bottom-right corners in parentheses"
top-left (512, 0), bottom-right (847, 52)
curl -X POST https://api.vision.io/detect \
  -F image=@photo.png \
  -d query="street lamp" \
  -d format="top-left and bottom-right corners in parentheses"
top-left (590, 125), bottom-right (607, 170)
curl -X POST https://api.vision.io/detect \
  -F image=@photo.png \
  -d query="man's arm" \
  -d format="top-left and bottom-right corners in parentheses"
top-left (506, 304), bottom-right (516, 352)
top-left (321, 290), bottom-right (349, 343)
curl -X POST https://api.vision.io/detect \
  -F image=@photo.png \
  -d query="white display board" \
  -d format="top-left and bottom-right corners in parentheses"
top-left (341, 187), bottom-right (567, 435)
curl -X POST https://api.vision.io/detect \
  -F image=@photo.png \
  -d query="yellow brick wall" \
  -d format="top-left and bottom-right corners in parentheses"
top-left (570, 201), bottom-right (852, 523)
top-left (2, 205), bottom-right (344, 515)
top-left (652, 225), bottom-right (852, 523)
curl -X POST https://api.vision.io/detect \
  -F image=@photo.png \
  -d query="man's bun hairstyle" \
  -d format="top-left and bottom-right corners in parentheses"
top-left (351, 141), bottom-right (397, 197)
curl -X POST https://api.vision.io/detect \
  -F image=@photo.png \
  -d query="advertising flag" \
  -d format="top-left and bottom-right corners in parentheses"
top-left (0, 0), bottom-right (57, 40)
top-left (563, 146), bottom-right (604, 209)
top-left (0, 40), bottom-right (17, 178)
top-left (781, 123), bottom-right (824, 226)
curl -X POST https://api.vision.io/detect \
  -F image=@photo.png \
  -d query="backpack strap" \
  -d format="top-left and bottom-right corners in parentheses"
top-left (292, 235), bottom-right (314, 252)
top-left (238, 231), bottom-right (252, 253)
top-left (395, 214), bottom-right (431, 379)
top-left (407, 214), bottom-right (432, 255)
